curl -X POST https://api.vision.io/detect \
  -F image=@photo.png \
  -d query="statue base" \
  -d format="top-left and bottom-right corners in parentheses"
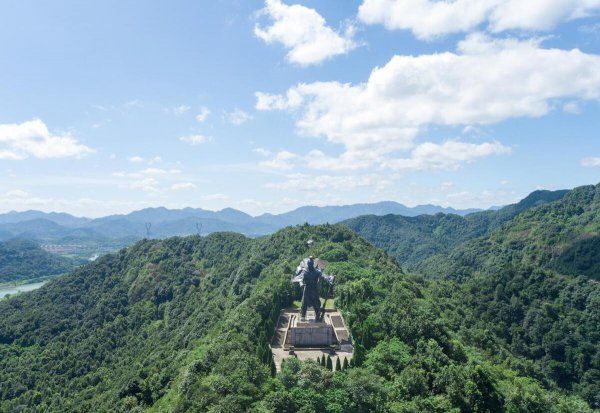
top-left (289, 319), bottom-right (337, 348)
top-left (270, 308), bottom-right (354, 372)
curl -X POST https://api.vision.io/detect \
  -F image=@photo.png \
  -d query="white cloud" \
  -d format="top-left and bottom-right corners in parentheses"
top-left (0, 150), bottom-right (25, 160)
top-left (254, 0), bottom-right (357, 66)
top-left (113, 168), bottom-right (181, 179)
top-left (166, 105), bottom-right (191, 116)
top-left (445, 188), bottom-right (519, 209)
top-left (256, 35), bottom-right (600, 169)
top-left (196, 106), bottom-right (211, 123)
top-left (128, 156), bottom-right (144, 163)
top-left (138, 168), bottom-right (181, 176)
top-left (259, 150), bottom-right (297, 170)
top-left (563, 101), bottom-right (582, 114)
top-left (226, 108), bottom-right (253, 125)
top-left (179, 134), bottom-right (213, 146)
top-left (124, 99), bottom-right (143, 108)
top-left (253, 148), bottom-right (272, 157)
top-left (385, 141), bottom-right (511, 171)
top-left (113, 168), bottom-right (182, 194)
top-left (0, 119), bottom-right (94, 160)
top-left (171, 182), bottom-right (197, 190)
top-left (358, 0), bottom-right (600, 39)
top-left (581, 157), bottom-right (600, 167)
top-left (201, 193), bottom-right (230, 201)
top-left (5, 189), bottom-right (29, 198)
top-left (129, 178), bottom-right (161, 193)
top-left (580, 22), bottom-right (600, 35)
top-left (267, 173), bottom-right (392, 191)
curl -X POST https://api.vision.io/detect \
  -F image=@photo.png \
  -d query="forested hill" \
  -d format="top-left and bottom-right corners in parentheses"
top-left (343, 189), bottom-right (568, 269)
top-left (419, 184), bottom-right (600, 280)
top-left (344, 184), bottom-right (600, 408)
top-left (0, 238), bottom-right (77, 283)
top-left (0, 225), bottom-right (593, 412)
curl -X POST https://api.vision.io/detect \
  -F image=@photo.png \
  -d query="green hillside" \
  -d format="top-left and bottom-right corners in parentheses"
top-left (1, 225), bottom-right (593, 412)
top-left (418, 184), bottom-right (600, 280)
top-left (0, 238), bottom-right (77, 283)
top-left (343, 189), bottom-right (568, 269)
top-left (345, 184), bottom-right (600, 408)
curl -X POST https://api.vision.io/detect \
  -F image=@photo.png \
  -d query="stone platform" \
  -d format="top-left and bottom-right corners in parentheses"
top-left (270, 308), bottom-right (353, 371)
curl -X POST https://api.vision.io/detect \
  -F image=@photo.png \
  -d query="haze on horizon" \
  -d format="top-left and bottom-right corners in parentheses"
top-left (1, 0), bottom-right (599, 218)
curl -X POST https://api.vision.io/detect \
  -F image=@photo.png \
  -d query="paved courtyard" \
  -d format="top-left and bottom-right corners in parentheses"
top-left (270, 308), bottom-right (353, 371)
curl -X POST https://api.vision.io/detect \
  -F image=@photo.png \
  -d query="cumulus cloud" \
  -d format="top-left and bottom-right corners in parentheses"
top-left (179, 134), bottom-right (213, 146)
top-left (128, 156), bottom-right (144, 163)
top-left (256, 35), bottom-right (600, 169)
top-left (171, 182), bottom-right (197, 190)
top-left (226, 108), bottom-right (253, 125)
top-left (581, 157), bottom-right (600, 167)
top-left (113, 168), bottom-right (181, 179)
top-left (259, 150), bottom-right (297, 170)
top-left (201, 193), bottom-right (230, 201)
top-left (384, 141), bottom-right (511, 171)
top-left (267, 173), bottom-right (393, 191)
top-left (166, 105), bottom-right (191, 116)
top-left (253, 148), bottom-right (272, 157)
top-left (113, 168), bottom-right (182, 193)
top-left (195, 106), bottom-right (211, 123)
top-left (0, 119), bottom-right (94, 160)
top-left (254, 0), bottom-right (357, 65)
top-left (358, 0), bottom-right (600, 39)
top-left (129, 178), bottom-right (161, 193)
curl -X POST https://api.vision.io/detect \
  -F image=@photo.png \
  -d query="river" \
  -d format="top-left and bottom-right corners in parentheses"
top-left (0, 281), bottom-right (47, 299)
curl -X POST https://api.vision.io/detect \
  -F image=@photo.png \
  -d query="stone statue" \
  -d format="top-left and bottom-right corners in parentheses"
top-left (292, 256), bottom-right (334, 322)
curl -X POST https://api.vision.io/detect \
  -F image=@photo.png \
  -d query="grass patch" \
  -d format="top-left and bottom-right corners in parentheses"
top-left (292, 298), bottom-right (336, 310)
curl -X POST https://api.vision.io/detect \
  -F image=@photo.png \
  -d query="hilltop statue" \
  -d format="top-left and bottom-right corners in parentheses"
top-left (292, 256), bottom-right (334, 322)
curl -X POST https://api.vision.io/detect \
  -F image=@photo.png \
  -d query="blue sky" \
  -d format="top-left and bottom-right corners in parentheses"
top-left (0, 0), bottom-right (599, 217)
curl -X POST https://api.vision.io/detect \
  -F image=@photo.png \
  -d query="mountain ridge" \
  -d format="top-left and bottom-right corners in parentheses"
top-left (0, 201), bottom-right (488, 247)
top-left (343, 189), bottom-right (569, 269)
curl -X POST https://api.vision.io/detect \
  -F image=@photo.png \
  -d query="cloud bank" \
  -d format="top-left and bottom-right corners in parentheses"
top-left (358, 0), bottom-right (600, 39)
top-left (256, 34), bottom-right (600, 170)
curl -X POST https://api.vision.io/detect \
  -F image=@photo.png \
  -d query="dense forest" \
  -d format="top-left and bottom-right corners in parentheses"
top-left (1, 210), bottom-right (598, 411)
top-left (347, 184), bottom-right (600, 409)
top-left (343, 189), bottom-right (568, 270)
top-left (0, 238), bottom-right (78, 283)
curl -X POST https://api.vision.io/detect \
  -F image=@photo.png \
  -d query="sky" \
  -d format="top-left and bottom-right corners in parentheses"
top-left (0, 0), bottom-right (599, 217)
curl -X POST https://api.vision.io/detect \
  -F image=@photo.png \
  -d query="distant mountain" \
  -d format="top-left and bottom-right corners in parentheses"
top-left (343, 189), bottom-right (568, 269)
top-left (0, 219), bottom-right (74, 241)
top-left (0, 210), bottom-right (91, 227)
top-left (0, 202), bottom-right (483, 249)
top-left (0, 238), bottom-right (78, 283)
top-left (255, 201), bottom-right (482, 228)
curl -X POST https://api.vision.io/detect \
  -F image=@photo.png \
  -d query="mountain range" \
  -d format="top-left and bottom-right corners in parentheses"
top-left (0, 202), bottom-right (485, 246)
top-left (343, 189), bottom-right (568, 270)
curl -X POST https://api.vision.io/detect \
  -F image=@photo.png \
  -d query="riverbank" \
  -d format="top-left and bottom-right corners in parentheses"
top-left (0, 281), bottom-right (47, 299)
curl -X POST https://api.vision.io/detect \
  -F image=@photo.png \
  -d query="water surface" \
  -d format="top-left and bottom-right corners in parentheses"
top-left (0, 281), bottom-right (46, 299)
